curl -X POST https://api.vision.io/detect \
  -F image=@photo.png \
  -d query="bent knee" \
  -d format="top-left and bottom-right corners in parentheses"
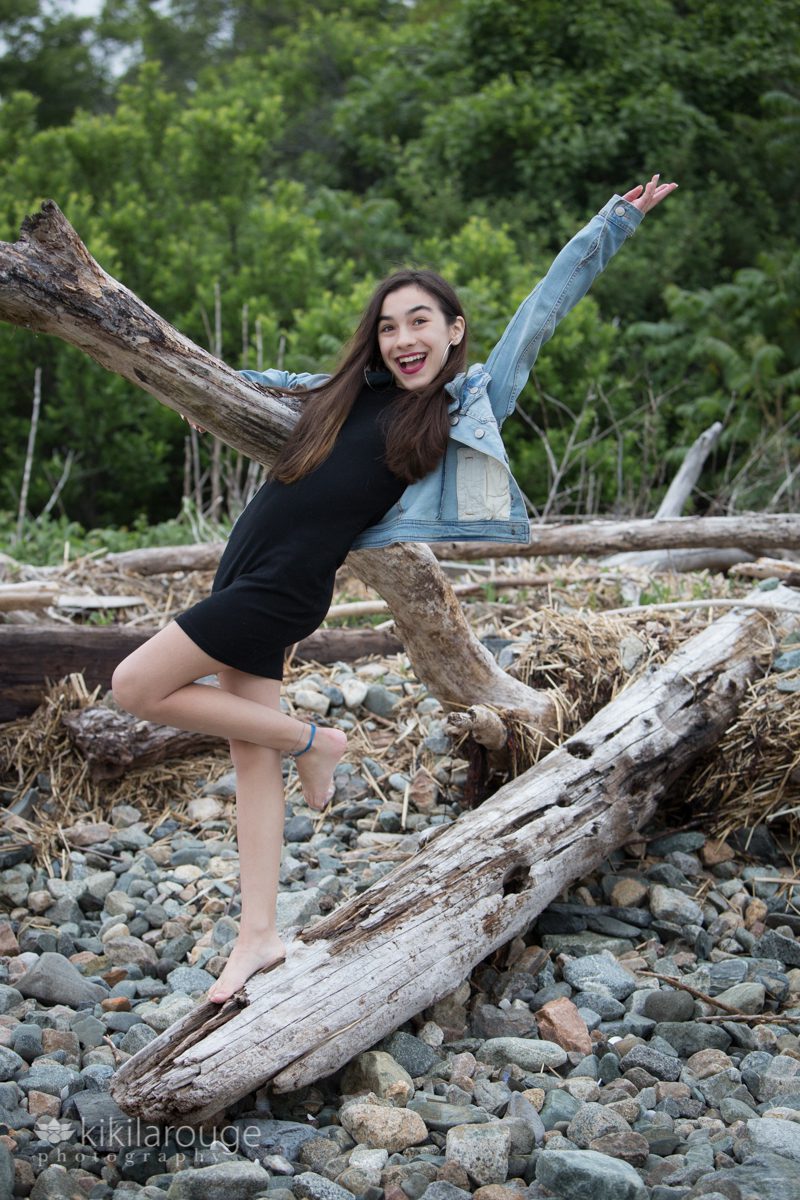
top-left (111, 660), bottom-right (155, 718)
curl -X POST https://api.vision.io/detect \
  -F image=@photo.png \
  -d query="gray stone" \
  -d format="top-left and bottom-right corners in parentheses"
top-left (19, 1061), bottom-right (83, 1097)
top-left (742, 1116), bottom-right (800, 1162)
top-left (120, 1024), bottom-right (158, 1054)
top-left (10, 1023), bottom-right (43, 1062)
top-left (540, 1089), bottom-right (582, 1129)
top-left (341, 1050), bottom-right (414, 1099)
top-left (741, 1051), bottom-right (800, 1102)
top-left (0, 1142), bottom-right (12, 1200)
top-left (407, 1100), bottom-right (491, 1131)
top-left (229, 1118), bottom-right (321, 1162)
top-left (574, 990), bottom-right (625, 1019)
top-left (694, 1068), bottom-right (743, 1107)
top-left (471, 1078), bottom-right (511, 1114)
top-left (719, 1096), bottom-right (757, 1123)
top-left (649, 885), bottom-right (704, 926)
top-left (285, 815), bottom-right (315, 843)
top-left (0, 984), bottom-right (23, 1015)
top-left (754, 930), bottom-right (800, 968)
top-left (421, 1185), bottom-right (472, 1200)
top-left (536, 1148), bottom-right (647, 1200)
top-left (0, 1045), bottom-right (26, 1081)
top-left (708, 982), bottom-right (765, 1014)
top-left (655, 1022), bottom-right (731, 1056)
top-left (648, 832), bottom-right (707, 855)
top-left (293, 1172), bottom-right (361, 1200)
top-left (275, 888), bottom-right (322, 930)
top-left (620, 1044), bottom-right (681, 1081)
top-left (478, 1037), bottom-right (567, 1072)
top-left (16, 951), bottom-right (106, 1007)
top-left (166, 965), bottom-right (215, 995)
top-left (687, 1151), bottom-right (800, 1199)
top-left (24, 1164), bottom-right (81, 1198)
top-left (445, 1122), bottom-right (511, 1186)
top-left (566, 1102), bottom-right (632, 1148)
top-left (643, 989), bottom-right (696, 1023)
top-left (383, 1031), bottom-right (438, 1077)
top-left (71, 1014), bottom-right (106, 1048)
top-left (562, 954), bottom-right (637, 1001)
top-left (541, 932), bottom-right (635, 958)
top-left (103, 934), bottom-right (158, 967)
top-left (0, 867), bottom-right (30, 906)
top-left (363, 685), bottom-right (399, 717)
top-left (166, 1160), bottom-right (270, 1199)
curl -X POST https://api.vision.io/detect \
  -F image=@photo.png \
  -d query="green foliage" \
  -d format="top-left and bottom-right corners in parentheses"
top-left (0, 0), bottom-right (797, 535)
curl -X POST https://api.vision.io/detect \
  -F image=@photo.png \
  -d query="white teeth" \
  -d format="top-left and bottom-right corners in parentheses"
top-left (398, 353), bottom-right (426, 366)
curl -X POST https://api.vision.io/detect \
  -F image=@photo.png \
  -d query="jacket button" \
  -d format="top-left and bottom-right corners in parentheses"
top-left (474, 428), bottom-right (485, 439)
top-left (614, 204), bottom-right (626, 216)
top-left (449, 415), bottom-right (460, 425)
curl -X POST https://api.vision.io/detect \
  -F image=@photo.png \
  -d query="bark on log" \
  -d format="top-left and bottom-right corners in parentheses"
top-left (0, 201), bottom-right (554, 734)
top-left (110, 582), bottom-right (800, 1123)
top-left (0, 626), bottom-right (402, 723)
top-left (62, 706), bottom-right (226, 780)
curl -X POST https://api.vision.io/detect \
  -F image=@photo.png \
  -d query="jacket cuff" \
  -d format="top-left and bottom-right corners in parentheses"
top-left (600, 194), bottom-right (644, 236)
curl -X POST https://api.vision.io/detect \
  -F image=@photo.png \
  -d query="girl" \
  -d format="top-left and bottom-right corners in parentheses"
top-left (111, 175), bottom-right (676, 1004)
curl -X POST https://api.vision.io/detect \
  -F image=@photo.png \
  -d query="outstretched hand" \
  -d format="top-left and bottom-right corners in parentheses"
top-left (624, 173), bottom-right (678, 214)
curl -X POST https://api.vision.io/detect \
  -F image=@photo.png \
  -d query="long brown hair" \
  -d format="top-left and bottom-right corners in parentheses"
top-left (269, 269), bottom-right (468, 485)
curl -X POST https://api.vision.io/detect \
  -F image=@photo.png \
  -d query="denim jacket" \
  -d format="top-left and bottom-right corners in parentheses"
top-left (242, 194), bottom-right (643, 548)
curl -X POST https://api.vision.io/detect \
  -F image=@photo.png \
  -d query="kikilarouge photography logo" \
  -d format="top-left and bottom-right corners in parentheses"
top-left (33, 1116), bottom-right (76, 1145)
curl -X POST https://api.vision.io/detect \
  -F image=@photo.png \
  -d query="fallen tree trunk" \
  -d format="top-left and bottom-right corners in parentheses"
top-left (0, 201), bottom-right (554, 734)
top-left (0, 625), bottom-right (402, 723)
top-left (110, 581), bottom-right (800, 1123)
top-left (0, 582), bottom-right (146, 611)
top-left (67, 513), bottom-right (800, 575)
top-left (433, 513), bottom-right (800, 560)
top-left (62, 705), bottom-right (226, 780)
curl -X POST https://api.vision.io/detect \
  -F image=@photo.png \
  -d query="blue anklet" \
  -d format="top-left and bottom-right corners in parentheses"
top-left (291, 722), bottom-right (316, 757)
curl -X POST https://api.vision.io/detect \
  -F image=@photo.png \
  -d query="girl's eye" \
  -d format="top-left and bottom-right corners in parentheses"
top-left (380, 325), bottom-right (393, 334)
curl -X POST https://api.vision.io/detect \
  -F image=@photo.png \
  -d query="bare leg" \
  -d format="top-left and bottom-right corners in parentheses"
top-left (111, 621), bottom-right (345, 808)
top-left (207, 670), bottom-right (286, 1004)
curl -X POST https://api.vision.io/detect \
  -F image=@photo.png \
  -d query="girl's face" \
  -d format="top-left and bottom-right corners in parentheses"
top-left (377, 284), bottom-right (465, 391)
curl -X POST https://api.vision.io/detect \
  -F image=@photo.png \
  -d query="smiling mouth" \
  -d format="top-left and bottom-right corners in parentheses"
top-left (396, 353), bottom-right (427, 375)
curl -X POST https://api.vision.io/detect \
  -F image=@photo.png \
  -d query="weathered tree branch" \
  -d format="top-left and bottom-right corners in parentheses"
top-left (0, 201), bottom-right (554, 732)
top-left (110, 582), bottom-right (800, 1123)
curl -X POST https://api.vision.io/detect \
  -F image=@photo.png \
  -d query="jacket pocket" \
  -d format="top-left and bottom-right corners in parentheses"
top-left (456, 448), bottom-right (511, 520)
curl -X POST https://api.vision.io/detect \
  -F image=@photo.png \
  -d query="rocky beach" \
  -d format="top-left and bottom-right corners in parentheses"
top-left (1, 655), bottom-right (800, 1200)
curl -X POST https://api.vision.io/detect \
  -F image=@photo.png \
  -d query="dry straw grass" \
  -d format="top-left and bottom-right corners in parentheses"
top-left (3, 554), bottom-right (799, 859)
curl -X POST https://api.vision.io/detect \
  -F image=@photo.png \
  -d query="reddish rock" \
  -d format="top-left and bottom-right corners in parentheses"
top-left (28, 1090), bottom-right (61, 1118)
top-left (701, 838), bottom-right (735, 865)
top-left (437, 1161), bottom-right (472, 1190)
top-left (62, 820), bottom-right (116, 846)
top-left (473, 1186), bottom-right (526, 1200)
top-left (535, 997), bottom-right (592, 1055)
top-left (101, 996), bottom-right (131, 1012)
top-left (610, 878), bottom-right (649, 907)
top-left (41, 1029), bottom-right (80, 1060)
top-left (685, 1048), bottom-right (733, 1078)
top-left (0, 921), bottom-right (19, 956)
top-left (655, 1081), bottom-right (691, 1102)
top-left (589, 1130), bottom-right (650, 1166)
top-left (102, 967), bottom-right (129, 986)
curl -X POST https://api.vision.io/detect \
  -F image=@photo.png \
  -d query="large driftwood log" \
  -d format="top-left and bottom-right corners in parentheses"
top-left (0, 201), bottom-right (554, 733)
top-left (110, 582), bottom-right (800, 1123)
top-left (0, 626), bottom-right (402, 723)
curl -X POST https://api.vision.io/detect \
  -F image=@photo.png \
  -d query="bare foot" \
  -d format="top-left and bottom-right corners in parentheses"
top-left (207, 931), bottom-right (286, 1004)
top-left (295, 726), bottom-right (347, 811)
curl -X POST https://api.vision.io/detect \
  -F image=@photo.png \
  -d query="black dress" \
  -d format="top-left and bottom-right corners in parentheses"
top-left (174, 382), bottom-right (405, 679)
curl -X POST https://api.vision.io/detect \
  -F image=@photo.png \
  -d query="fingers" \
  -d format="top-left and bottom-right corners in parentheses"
top-left (629, 173), bottom-right (678, 214)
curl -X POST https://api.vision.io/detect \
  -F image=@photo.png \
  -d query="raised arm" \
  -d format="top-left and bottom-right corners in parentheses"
top-left (485, 173), bottom-right (677, 424)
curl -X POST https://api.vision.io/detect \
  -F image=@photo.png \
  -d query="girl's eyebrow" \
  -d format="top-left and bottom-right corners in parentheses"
top-left (379, 304), bottom-right (433, 322)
